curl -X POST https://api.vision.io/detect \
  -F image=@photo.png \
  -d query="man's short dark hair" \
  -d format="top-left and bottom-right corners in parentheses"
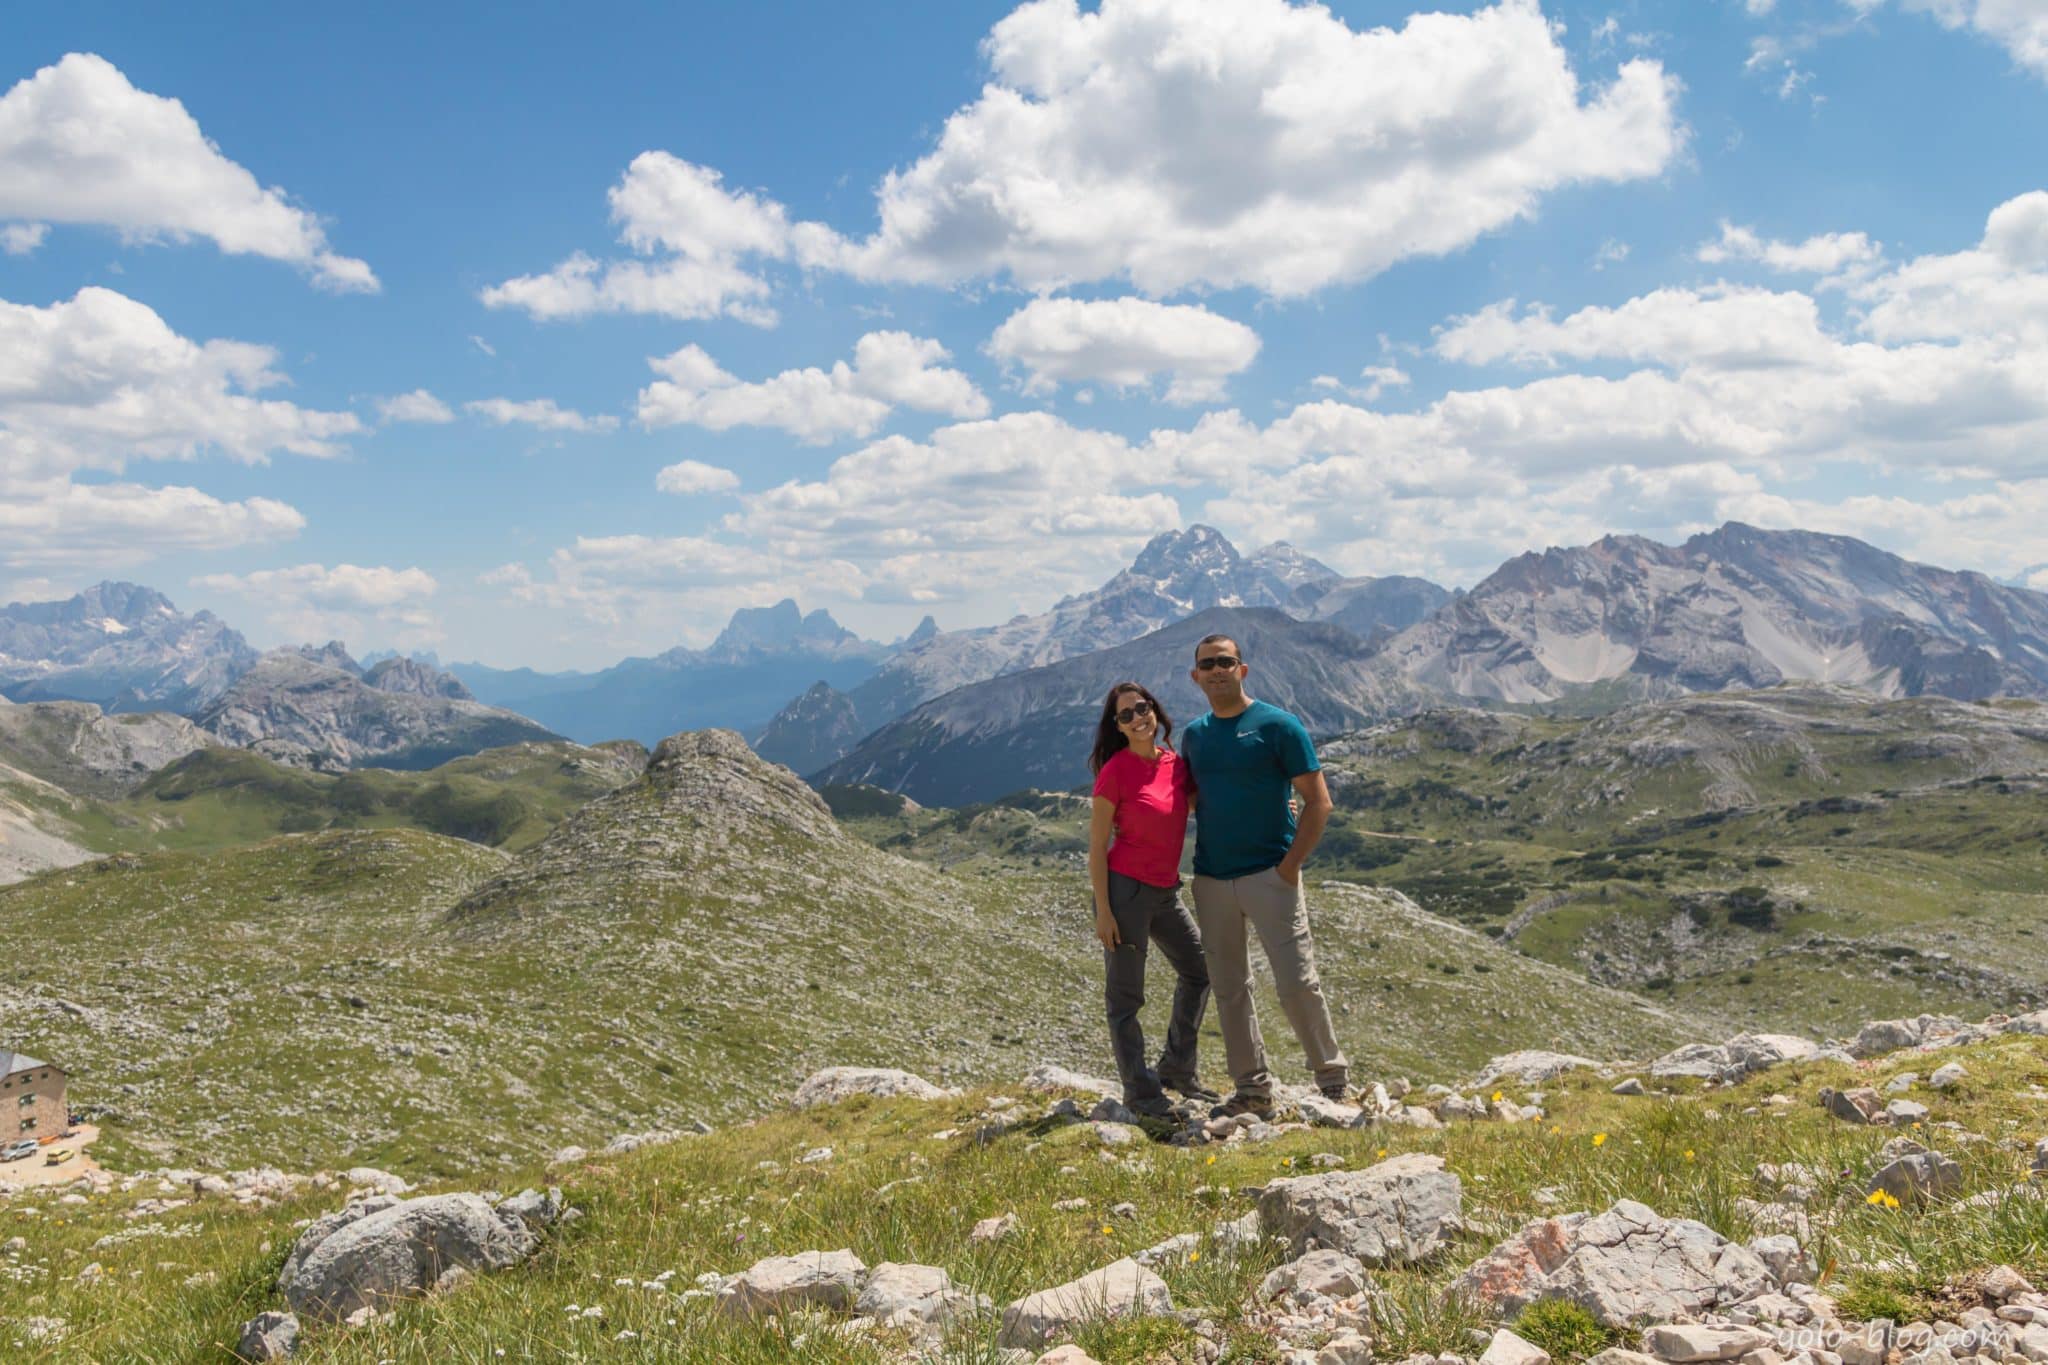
top-left (1195, 633), bottom-right (1240, 662)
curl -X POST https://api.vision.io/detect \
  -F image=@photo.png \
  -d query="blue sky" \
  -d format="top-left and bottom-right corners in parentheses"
top-left (4, 0), bottom-right (2046, 669)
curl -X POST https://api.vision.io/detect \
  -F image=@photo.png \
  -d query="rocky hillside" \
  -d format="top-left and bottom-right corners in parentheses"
top-left (195, 651), bottom-right (560, 769)
top-left (0, 581), bottom-right (257, 712)
top-left (1373, 523), bottom-right (2048, 705)
top-left (0, 727), bottom-right (1704, 1176)
top-left (6, 1006), bottom-right (2048, 1363)
top-left (815, 606), bottom-right (1430, 805)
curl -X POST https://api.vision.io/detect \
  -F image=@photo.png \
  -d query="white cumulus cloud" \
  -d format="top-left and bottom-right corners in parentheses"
top-left (0, 53), bottom-right (376, 290)
top-left (1697, 221), bottom-right (1884, 279)
top-left (375, 390), bottom-right (456, 424)
top-left (655, 459), bottom-right (741, 495)
top-left (465, 397), bottom-right (619, 433)
top-left (0, 477), bottom-right (304, 573)
top-left (637, 332), bottom-right (986, 444)
top-left (804, 0), bottom-right (1682, 297)
top-left (1889, 0), bottom-right (2048, 80)
top-left (1, 223), bottom-right (46, 256)
top-left (987, 297), bottom-right (1261, 402)
top-left (194, 563), bottom-right (442, 648)
top-left (481, 153), bottom-right (800, 324)
top-left (0, 286), bottom-right (361, 479)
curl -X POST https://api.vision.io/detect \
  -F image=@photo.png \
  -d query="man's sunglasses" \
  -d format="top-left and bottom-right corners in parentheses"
top-left (1115, 700), bottom-right (1154, 724)
top-left (1195, 655), bottom-right (1241, 670)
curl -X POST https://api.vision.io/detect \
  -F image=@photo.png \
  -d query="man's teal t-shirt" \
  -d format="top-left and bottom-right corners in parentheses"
top-left (1182, 699), bottom-right (1320, 880)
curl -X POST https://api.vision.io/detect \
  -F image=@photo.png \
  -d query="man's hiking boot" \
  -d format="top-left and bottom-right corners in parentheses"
top-left (1208, 1093), bottom-right (1274, 1121)
top-left (1319, 1081), bottom-right (1353, 1104)
top-left (1162, 1076), bottom-right (1222, 1104)
top-left (1127, 1095), bottom-right (1178, 1120)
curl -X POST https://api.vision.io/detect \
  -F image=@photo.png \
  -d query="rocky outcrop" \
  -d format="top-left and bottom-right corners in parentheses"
top-left (1453, 1199), bottom-right (1771, 1327)
top-left (1257, 1152), bottom-right (1463, 1263)
top-left (998, 1257), bottom-right (1174, 1349)
top-left (276, 1190), bottom-right (557, 1322)
top-left (793, 1067), bottom-right (952, 1108)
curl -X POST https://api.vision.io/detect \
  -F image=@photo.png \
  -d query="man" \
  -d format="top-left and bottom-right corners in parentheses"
top-left (1180, 632), bottom-right (1349, 1118)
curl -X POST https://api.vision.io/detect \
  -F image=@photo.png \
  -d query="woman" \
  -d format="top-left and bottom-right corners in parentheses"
top-left (1088, 681), bottom-right (1217, 1118)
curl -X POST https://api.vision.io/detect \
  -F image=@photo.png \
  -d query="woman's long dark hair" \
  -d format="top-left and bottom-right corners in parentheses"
top-left (1089, 681), bottom-right (1173, 775)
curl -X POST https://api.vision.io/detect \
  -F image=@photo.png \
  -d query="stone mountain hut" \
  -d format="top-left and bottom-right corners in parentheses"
top-left (2, 1049), bottom-right (66, 1139)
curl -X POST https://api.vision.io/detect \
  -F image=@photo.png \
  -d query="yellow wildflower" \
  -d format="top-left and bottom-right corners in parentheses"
top-left (1492, 1090), bottom-right (1504, 1103)
top-left (1205, 1155), bottom-right (1217, 1166)
top-left (1100, 1223), bottom-right (1113, 1235)
top-left (1377, 1148), bottom-right (1388, 1159)
top-left (1684, 1150), bottom-right (1695, 1161)
top-left (1592, 1132), bottom-right (1607, 1147)
top-left (1865, 1189), bottom-right (1900, 1209)
top-left (1189, 1251), bottom-right (1201, 1263)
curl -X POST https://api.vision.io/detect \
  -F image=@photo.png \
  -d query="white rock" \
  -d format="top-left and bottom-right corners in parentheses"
top-left (1257, 1152), bottom-right (1462, 1265)
top-left (717, 1250), bottom-right (869, 1317)
top-left (998, 1258), bottom-right (1172, 1349)
top-left (1642, 1325), bottom-right (1774, 1361)
top-left (793, 1067), bottom-right (950, 1108)
top-left (1480, 1328), bottom-right (1552, 1365)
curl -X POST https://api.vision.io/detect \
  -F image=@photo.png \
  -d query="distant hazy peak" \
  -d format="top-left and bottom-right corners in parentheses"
top-left (294, 640), bottom-right (363, 676)
top-left (710, 598), bottom-right (863, 655)
top-left (902, 615), bottom-right (940, 647)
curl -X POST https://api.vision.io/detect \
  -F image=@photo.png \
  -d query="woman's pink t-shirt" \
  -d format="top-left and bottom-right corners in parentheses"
top-left (1092, 746), bottom-right (1191, 888)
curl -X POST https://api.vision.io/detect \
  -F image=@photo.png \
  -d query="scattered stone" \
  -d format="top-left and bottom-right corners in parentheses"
top-left (1453, 1199), bottom-right (1770, 1328)
top-left (278, 1193), bottom-right (539, 1323)
top-left (1480, 1328), bottom-right (1552, 1365)
top-left (1748, 1234), bottom-right (1814, 1288)
top-left (800, 1146), bottom-right (834, 1164)
top-left (1037, 1348), bottom-right (1103, 1365)
top-left (1651, 1043), bottom-right (1731, 1080)
top-left (853, 1262), bottom-right (987, 1331)
top-left (1133, 1233), bottom-right (1200, 1267)
top-left (1849, 1015), bottom-right (1971, 1059)
top-left (1585, 1353), bottom-right (1666, 1365)
top-left (998, 1258), bottom-right (1173, 1350)
top-left (1866, 1148), bottom-right (1962, 1204)
top-left (1021, 1064), bottom-right (1120, 1100)
top-left (1885, 1099), bottom-right (1929, 1124)
top-left (793, 1067), bottom-right (950, 1108)
top-left (1642, 1324), bottom-right (1774, 1361)
top-left (1478, 1051), bottom-right (1600, 1086)
top-left (1261, 1248), bottom-right (1370, 1301)
top-left (1093, 1122), bottom-right (1139, 1147)
top-left (971, 1213), bottom-right (1019, 1244)
top-left (718, 1249), bottom-right (869, 1317)
top-left (1818, 1087), bottom-right (1887, 1125)
top-left (548, 1146), bottom-right (587, 1166)
top-left (1929, 1063), bottom-right (1967, 1090)
top-left (1089, 1098), bottom-right (1137, 1125)
top-left (343, 1167), bottom-right (411, 1196)
top-left (1885, 1073), bottom-right (1920, 1094)
top-left (1613, 1078), bottom-right (1647, 1096)
top-left (1257, 1152), bottom-right (1462, 1264)
top-left (236, 1313), bottom-right (300, 1362)
top-left (1982, 1266), bottom-right (2035, 1304)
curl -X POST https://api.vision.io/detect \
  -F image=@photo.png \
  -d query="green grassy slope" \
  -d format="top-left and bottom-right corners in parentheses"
top-left (0, 735), bottom-right (1700, 1176)
top-left (7, 1028), bottom-right (2048, 1363)
top-left (841, 688), bottom-right (2048, 1039)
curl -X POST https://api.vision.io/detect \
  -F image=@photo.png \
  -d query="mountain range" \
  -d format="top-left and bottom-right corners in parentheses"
top-left (8, 520), bottom-right (2048, 797)
top-left (791, 523), bottom-right (2048, 805)
top-left (449, 598), bottom-right (894, 745)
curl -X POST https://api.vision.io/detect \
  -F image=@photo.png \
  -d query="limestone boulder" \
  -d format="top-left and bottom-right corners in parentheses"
top-left (998, 1257), bottom-right (1172, 1349)
top-left (854, 1261), bottom-right (987, 1330)
top-left (1451, 1199), bottom-right (1771, 1328)
top-left (792, 1067), bottom-right (950, 1108)
top-left (1257, 1152), bottom-right (1462, 1264)
top-left (236, 1311), bottom-right (300, 1361)
top-left (278, 1193), bottom-right (538, 1323)
top-left (1477, 1051), bottom-right (1600, 1086)
top-left (717, 1249), bottom-right (869, 1317)
top-left (1260, 1248), bottom-right (1370, 1301)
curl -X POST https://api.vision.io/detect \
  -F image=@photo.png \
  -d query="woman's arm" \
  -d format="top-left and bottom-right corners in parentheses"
top-left (1088, 795), bottom-right (1121, 950)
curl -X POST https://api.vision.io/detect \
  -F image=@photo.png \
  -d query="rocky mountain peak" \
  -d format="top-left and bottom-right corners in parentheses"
top-left (902, 615), bottom-right (940, 647)
top-left (364, 655), bottom-right (473, 700)
top-left (709, 599), bottom-right (861, 657)
top-left (1129, 524), bottom-right (1240, 580)
top-left (294, 641), bottom-right (362, 675)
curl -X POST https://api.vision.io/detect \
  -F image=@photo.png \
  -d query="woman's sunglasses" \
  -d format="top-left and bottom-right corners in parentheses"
top-left (1115, 700), bottom-right (1154, 724)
